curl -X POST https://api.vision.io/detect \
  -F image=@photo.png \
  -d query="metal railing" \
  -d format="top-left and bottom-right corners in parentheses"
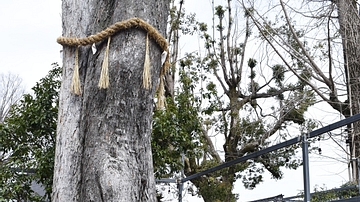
top-left (156, 113), bottom-right (360, 202)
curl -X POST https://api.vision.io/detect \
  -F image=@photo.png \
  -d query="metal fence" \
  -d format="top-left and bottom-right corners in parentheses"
top-left (157, 113), bottom-right (360, 202)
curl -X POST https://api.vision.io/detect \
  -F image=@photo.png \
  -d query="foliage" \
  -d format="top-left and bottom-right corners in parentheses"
top-left (160, 1), bottom-right (319, 201)
top-left (197, 178), bottom-right (237, 202)
top-left (0, 63), bottom-right (61, 201)
top-left (152, 60), bottom-right (203, 178)
top-left (296, 182), bottom-right (359, 202)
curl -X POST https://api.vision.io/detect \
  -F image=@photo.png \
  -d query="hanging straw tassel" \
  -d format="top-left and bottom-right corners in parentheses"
top-left (98, 36), bottom-right (111, 89)
top-left (71, 46), bottom-right (82, 95)
top-left (143, 33), bottom-right (151, 89)
top-left (156, 76), bottom-right (166, 109)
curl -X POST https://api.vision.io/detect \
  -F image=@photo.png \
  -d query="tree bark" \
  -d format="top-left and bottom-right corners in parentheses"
top-left (52, 1), bottom-right (169, 201)
top-left (336, 0), bottom-right (360, 182)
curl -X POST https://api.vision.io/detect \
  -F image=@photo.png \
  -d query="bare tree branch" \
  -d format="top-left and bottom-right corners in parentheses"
top-left (0, 72), bottom-right (25, 122)
top-left (279, 0), bottom-right (333, 88)
top-left (201, 126), bottom-right (222, 163)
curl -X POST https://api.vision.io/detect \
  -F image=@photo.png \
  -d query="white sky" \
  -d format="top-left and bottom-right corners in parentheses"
top-left (1, 1), bottom-right (62, 90)
top-left (0, 1), bottom-right (352, 202)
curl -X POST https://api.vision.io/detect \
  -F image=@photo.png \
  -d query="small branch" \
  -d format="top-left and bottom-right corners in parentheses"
top-left (201, 126), bottom-right (222, 163)
top-left (238, 85), bottom-right (300, 100)
top-left (236, 15), bottom-right (250, 85)
top-left (205, 47), bottom-right (230, 95)
top-left (227, 0), bottom-right (236, 84)
top-left (218, 11), bottom-right (231, 86)
top-left (245, 7), bottom-right (331, 105)
top-left (327, 3), bottom-right (335, 91)
top-left (279, 0), bottom-right (333, 88)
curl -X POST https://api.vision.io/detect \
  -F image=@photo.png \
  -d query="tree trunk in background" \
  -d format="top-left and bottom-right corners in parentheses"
top-left (336, 0), bottom-right (360, 181)
top-left (52, 1), bottom-right (169, 201)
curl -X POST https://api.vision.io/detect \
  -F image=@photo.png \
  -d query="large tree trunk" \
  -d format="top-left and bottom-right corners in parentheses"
top-left (336, 0), bottom-right (360, 182)
top-left (52, 1), bottom-right (169, 201)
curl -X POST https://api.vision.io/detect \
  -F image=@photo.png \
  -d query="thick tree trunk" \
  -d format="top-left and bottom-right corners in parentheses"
top-left (52, 1), bottom-right (169, 201)
top-left (336, 0), bottom-right (360, 181)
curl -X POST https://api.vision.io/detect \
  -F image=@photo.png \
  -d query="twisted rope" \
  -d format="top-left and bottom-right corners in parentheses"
top-left (57, 17), bottom-right (169, 108)
top-left (57, 17), bottom-right (170, 71)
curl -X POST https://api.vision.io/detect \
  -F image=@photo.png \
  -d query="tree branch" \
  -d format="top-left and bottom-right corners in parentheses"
top-left (279, 0), bottom-right (333, 88)
top-left (201, 126), bottom-right (222, 163)
top-left (227, 0), bottom-right (236, 84)
top-left (218, 8), bottom-right (231, 86)
top-left (236, 15), bottom-right (250, 85)
top-left (245, 6), bottom-right (333, 106)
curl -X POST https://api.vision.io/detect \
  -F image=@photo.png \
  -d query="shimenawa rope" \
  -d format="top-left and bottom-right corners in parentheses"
top-left (57, 17), bottom-right (169, 109)
top-left (98, 36), bottom-right (111, 89)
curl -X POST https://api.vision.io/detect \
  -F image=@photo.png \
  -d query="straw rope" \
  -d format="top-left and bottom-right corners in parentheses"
top-left (57, 17), bottom-right (170, 71)
top-left (71, 47), bottom-right (81, 94)
top-left (143, 33), bottom-right (151, 89)
top-left (57, 17), bottom-right (169, 108)
top-left (98, 36), bottom-right (111, 89)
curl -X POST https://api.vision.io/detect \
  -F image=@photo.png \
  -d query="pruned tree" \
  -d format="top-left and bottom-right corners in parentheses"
top-left (152, 0), bottom-right (317, 201)
top-left (0, 72), bottom-right (25, 123)
top-left (52, 1), bottom-right (169, 201)
top-left (240, 0), bottom-right (360, 181)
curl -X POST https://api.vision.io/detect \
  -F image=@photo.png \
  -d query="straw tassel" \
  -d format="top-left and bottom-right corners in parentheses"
top-left (71, 46), bottom-right (82, 95)
top-left (57, 18), bottom-right (171, 109)
top-left (143, 33), bottom-right (151, 89)
top-left (98, 36), bottom-right (111, 89)
top-left (156, 76), bottom-right (166, 109)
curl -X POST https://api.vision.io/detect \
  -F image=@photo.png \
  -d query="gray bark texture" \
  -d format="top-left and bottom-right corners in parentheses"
top-left (52, 1), bottom-right (169, 201)
top-left (336, 0), bottom-right (360, 180)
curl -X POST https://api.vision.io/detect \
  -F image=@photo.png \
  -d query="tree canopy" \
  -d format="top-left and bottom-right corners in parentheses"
top-left (0, 63), bottom-right (61, 201)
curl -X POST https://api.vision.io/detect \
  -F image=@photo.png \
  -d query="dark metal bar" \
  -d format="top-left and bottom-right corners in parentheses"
top-left (283, 185), bottom-right (358, 200)
top-left (179, 153), bottom-right (184, 202)
top-left (302, 134), bottom-right (310, 202)
top-left (9, 168), bottom-right (36, 174)
top-left (247, 194), bottom-right (283, 202)
top-left (181, 137), bottom-right (300, 182)
top-left (178, 182), bottom-right (183, 202)
top-left (329, 196), bottom-right (360, 202)
top-left (309, 113), bottom-right (360, 139)
top-left (156, 178), bottom-right (176, 183)
top-left (182, 113), bottom-right (360, 183)
top-left (358, 158), bottom-right (360, 195)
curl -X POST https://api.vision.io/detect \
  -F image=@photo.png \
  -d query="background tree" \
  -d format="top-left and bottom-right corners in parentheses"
top-left (241, 0), bottom-right (360, 181)
top-left (0, 72), bottom-right (25, 123)
top-left (152, 0), bottom-right (202, 180)
top-left (309, 182), bottom-right (358, 202)
top-left (153, 1), bottom-right (317, 201)
top-left (52, 1), bottom-right (169, 201)
top-left (0, 64), bottom-right (60, 201)
top-left (335, 0), bottom-right (360, 180)
top-left (0, 71), bottom-right (26, 200)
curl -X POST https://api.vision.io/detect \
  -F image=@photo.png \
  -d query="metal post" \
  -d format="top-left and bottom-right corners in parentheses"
top-left (302, 134), bottom-right (310, 202)
top-left (178, 181), bottom-right (183, 202)
top-left (178, 153), bottom-right (184, 202)
top-left (357, 158), bottom-right (360, 195)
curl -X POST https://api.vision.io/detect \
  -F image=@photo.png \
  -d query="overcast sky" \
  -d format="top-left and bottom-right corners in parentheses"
top-left (0, 1), bottom-right (351, 202)
top-left (1, 1), bottom-right (62, 90)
